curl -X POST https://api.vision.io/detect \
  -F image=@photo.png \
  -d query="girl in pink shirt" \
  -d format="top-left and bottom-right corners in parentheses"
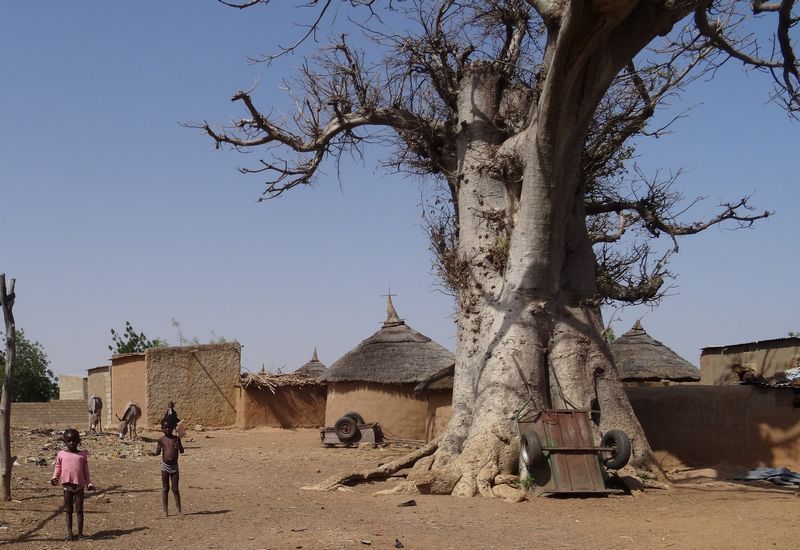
top-left (51, 428), bottom-right (95, 541)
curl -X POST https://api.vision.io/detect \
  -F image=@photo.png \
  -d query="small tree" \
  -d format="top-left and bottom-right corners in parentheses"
top-left (108, 321), bottom-right (165, 355)
top-left (0, 329), bottom-right (58, 402)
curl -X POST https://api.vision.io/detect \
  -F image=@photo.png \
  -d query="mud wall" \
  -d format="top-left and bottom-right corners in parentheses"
top-left (87, 366), bottom-right (112, 428)
top-left (701, 341), bottom-right (800, 385)
top-left (145, 343), bottom-right (241, 427)
top-left (425, 390), bottom-right (452, 442)
top-left (110, 354), bottom-right (147, 424)
top-left (326, 382), bottom-right (445, 442)
top-left (235, 386), bottom-right (326, 429)
top-left (627, 385), bottom-right (800, 470)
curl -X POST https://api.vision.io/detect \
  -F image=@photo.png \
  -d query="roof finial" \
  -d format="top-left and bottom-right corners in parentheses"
top-left (311, 347), bottom-right (319, 362)
top-left (382, 287), bottom-right (403, 327)
top-left (632, 319), bottom-right (644, 331)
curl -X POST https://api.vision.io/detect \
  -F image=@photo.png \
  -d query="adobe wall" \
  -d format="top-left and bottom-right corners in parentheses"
top-left (110, 354), bottom-right (147, 424)
top-left (235, 386), bottom-right (326, 429)
top-left (326, 382), bottom-right (442, 442)
top-left (58, 375), bottom-right (87, 401)
top-left (425, 390), bottom-right (452, 441)
top-left (701, 342), bottom-right (800, 385)
top-left (87, 367), bottom-right (112, 428)
top-left (12, 400), bottom-right (88, 429)
top-left (145, 343), bottom-right (241, 427)
top-left (626, 385), bottom-right (800, 470)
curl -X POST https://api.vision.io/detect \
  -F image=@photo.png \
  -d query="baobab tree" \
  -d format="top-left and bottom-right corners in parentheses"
top-left (198, 0), bottom-right (797, 496)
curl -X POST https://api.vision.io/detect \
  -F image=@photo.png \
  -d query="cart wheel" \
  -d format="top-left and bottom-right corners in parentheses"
top-left (334, 415), bottom-right (359, 441)
top-left (343, 411), bottom-right (365, 426)
top-left (520, 431), bottom-right (545, 469)
top-left (600, 430), bottom-right (631, 470)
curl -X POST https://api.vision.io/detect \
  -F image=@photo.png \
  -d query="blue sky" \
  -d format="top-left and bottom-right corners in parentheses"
top-left (1, 2), bottom-right (796, 378)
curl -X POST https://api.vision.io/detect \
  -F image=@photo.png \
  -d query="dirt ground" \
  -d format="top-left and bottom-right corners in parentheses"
top-left (0, 427), bottom-right (797, 550)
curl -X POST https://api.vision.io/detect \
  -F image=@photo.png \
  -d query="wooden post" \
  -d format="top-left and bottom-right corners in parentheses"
top-left (0, 273), bottom-right (17, 500)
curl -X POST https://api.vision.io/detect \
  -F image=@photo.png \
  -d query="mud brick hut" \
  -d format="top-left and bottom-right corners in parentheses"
top-left (609, 321), bottom-right (700, 385)
top-left (321, 297), bottom-right (455, 442)
top-left (236, 365), bottom-right (327, 429)
top-left (110, 342), bottom-right (241, 428)
top-left (700, 336), bottom-right (800, 385)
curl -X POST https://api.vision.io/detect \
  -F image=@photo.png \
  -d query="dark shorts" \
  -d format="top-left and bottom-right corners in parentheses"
top-left (161, 462), bottom-right (179, 475)
top-left (62, 483), bottom-right (84, 495)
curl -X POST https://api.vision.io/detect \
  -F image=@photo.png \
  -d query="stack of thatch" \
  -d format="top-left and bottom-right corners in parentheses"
top-left (610, 321), bottom-right (700, 383)
top-left (239, 371), bottom-right (324, 394)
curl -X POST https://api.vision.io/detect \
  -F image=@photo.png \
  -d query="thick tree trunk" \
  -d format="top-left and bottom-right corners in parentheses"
top-left (414, 185), bottom-right (662, 496)
top-left (0, 274), bottom-right (16, 501)
top-left (411, 25), bottom-right (666, 493)
top-left (300, 1), bottom-right (699, 497)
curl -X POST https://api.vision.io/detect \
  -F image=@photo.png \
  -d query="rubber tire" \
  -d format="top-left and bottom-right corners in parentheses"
top-left (601, 430), bottom-right (632, 470)
top-left (343, 411), bottom-right (365, 426)
top-left (520, 431), bottom-right (545, 469)
top-left (334, 415), bottom-right (359, 442)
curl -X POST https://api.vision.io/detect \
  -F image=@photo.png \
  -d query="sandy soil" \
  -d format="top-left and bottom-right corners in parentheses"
top-left (0, 427), bottom-right (796, 550)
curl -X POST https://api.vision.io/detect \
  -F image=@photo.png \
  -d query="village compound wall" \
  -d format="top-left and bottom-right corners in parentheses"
top-left (145, 342), bottom-right (241, 428)
top-left (236, 385), bottom-right (326, 429)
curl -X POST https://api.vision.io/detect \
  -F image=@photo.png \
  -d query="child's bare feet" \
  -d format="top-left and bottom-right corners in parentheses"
top-left (66, 533), bottom-right (74, 541)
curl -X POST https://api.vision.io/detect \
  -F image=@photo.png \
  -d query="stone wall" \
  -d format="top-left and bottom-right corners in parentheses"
top-left (58, 375), bottom-right (87, 401)
top-left (236, 386), bottom-right (326, 429)
top-left (627, 385), bottom-right (800, 470)
top-left (11, 400), bottom-right (88, 429)
top-left (145, 343), bottom-right (241, 427)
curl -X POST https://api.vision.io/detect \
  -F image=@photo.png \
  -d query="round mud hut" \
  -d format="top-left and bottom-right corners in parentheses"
top-left (610, 321), bottom-right (700, 384)
top-left (321, 296), bottom-right (455, 442)
top-left (295, 348), bottom-right (327, 378)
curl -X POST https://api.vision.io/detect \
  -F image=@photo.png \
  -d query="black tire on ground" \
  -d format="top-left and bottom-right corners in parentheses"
top-left (334, 415), bottom-right (359, 441)
top-left (343, 411), bottom-right (365, 426)
top-left (600, 430), bottom-right (632, 470)
top-left (520, 431), bottom-right (545, 470)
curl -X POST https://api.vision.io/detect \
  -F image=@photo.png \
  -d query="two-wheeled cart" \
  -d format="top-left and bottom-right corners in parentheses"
top-left (517, 408), bottom-right (631, 495)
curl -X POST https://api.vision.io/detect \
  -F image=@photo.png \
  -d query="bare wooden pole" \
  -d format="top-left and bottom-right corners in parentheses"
top-left (0, 273), bottom-right (17, 500)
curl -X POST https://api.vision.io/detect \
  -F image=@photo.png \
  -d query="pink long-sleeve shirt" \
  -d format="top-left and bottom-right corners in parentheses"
top-left (52, 450), bottom-right (91, 488)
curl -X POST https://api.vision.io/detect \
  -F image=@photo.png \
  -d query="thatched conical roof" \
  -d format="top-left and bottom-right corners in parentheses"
top-left (610, 321), bottom-right (700, 382)
top-left (295, 348), bottom-right (327, 378)
top-left (320, 296), bottom-right (455, 384)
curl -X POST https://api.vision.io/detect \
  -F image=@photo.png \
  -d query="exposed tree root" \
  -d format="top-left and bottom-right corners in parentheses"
top-left (304, 429), bottom-right (664, 501)
top-left (302, 438), bottom-right (441, 491)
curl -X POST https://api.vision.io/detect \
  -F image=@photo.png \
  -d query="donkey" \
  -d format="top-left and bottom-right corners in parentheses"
top-left (116, 401), bottom-right (142, 440)
top-left (88, 395), bottom-right (103, 432)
